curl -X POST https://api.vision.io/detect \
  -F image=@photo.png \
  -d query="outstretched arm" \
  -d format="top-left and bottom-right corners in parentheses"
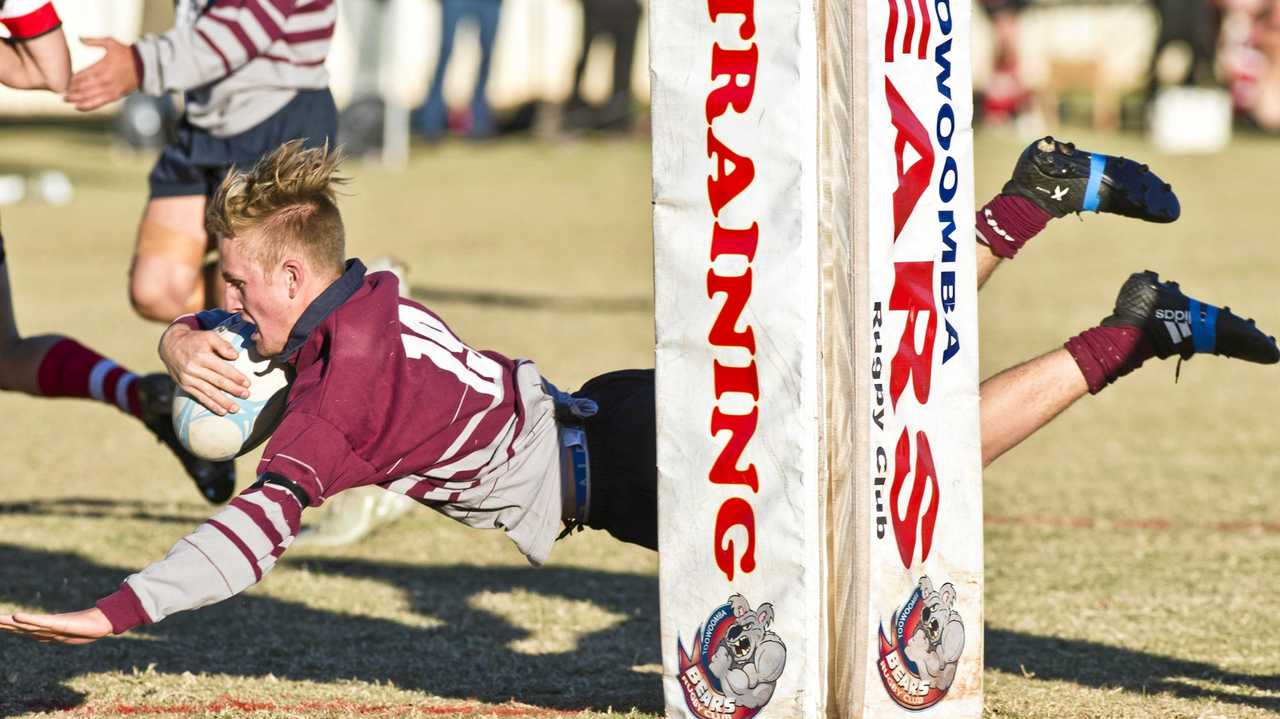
top-left (0, 26), bottom-right (70, 91)
top-left (0, 479), bottom-right (306, 644)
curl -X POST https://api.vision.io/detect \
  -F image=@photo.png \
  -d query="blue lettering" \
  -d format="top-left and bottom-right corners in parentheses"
top-left (938, 155), bottom-right (958, 203)
top-left (938, 211), bottom-right (957, 262)
top-left (942, 319), bottom-right (960, 364)
top-left (934, 39), bottom-right (953, 100)
top-left (934, 0), bottom-right (952, 35)
top-left (940, 271), bottom-right (956, 312)
top-left (936, 102), bottom-right (954, 152)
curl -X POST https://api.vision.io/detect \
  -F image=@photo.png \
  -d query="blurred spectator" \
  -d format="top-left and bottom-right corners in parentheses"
top-left (980, 0), bottom-right (1031, 124)
top-left (564, 0), bottom-right (642, 132)
top-left (338, 0), bottom-right (392, 156)
top-left (1221, 0), bottom-right (1280, 130)
top-left (345, 0), bottom-right (391, 101)
top-left (1148, 0), bottom-right (1221, 97)
top-left (411, 0), bottom-right (502, 140)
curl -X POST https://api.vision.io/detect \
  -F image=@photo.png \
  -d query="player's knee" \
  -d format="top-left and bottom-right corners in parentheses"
top-left (131, 215), bottom-right (208, 322)
top-left (129, 264), bottom-right (191, 322)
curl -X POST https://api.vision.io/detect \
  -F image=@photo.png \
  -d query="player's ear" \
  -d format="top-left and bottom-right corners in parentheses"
top-left (283, 259), bottom-right (305, 299)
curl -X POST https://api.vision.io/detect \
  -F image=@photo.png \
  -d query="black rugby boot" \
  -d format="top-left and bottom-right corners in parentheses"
top-left (1102, 271), bottom-right (1279, 365)
top-left (1002, 137), bottom-right (1181, 223)
top-left (137, 373), bottom-right (237, 503)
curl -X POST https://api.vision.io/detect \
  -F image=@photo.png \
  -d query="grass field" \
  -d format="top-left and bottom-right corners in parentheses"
top-left (0, 125), bottom-right (1278, 719)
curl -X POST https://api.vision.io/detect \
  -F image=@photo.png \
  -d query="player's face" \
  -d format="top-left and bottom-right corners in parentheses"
top-left (219, 235), bottom-right (302, 357)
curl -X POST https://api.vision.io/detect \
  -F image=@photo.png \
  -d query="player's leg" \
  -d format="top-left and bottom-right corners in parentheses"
top-left (974, 136), bottom-right (1181, 288)
top-left (980, 271), bottom-right (1279, 466)
top-left (575, 368), bottom-right (657, 550)
top-left (979, 348), bottom-right (1086, 466)
top-left (0, 232), bottom-right (235, 501)
top-left (131, 125), bottom-right (216, 323)
top-left (129, 195), bottom-right (210, 322)
top-left (0, 235), bottom-right (61, 395)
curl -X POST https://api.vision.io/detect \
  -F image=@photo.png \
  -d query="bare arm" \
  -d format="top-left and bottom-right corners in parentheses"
top-left (0, 27), bottom-right (70, 91)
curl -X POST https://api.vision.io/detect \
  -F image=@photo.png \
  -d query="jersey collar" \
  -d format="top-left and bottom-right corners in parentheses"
top-left (281, 258), bottom-right (367, 362)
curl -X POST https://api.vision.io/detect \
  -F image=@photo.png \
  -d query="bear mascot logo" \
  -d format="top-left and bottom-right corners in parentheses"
top-left (677, 594), bottom-right (788, 719)
top-left (877, 575), bottom-right (966, 709)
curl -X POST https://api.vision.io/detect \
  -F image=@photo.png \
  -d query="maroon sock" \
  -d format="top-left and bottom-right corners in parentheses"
top-left (975, 194), bottom-right (1052, 259)
top-left (36, 338), bottom-right (143, 417)
top-left (1064, 325), bottom-right (1155, 394)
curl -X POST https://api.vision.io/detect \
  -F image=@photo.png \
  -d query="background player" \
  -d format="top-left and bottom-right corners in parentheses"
top-left (64, 0), bottom-right (337, 323)
top-left (0, 0), bottom-right (234, 503)
top-left (0, 138), bottom-right (1274, 645)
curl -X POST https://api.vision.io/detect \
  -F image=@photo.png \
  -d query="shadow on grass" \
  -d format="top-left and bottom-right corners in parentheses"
top-left (408, 285), bottom-right (650, 314)
top-left (6, 536), bottom-right (1274, 716)
top-left (0, 497), bottom-right (206, 527)
top-left (0, 542), bottom-right (661, 717)
top-left (988, 628), bottom-right (1280, 711)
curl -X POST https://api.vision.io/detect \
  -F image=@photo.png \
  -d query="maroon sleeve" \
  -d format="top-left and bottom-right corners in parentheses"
top-left (95, 583), bottom-right (151, 635)
top-left (130, 44), bottom-right (145, 85)
top-left (256, 411), bottom-right (376, 502)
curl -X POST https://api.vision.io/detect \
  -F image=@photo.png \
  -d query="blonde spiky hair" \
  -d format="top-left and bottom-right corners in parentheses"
top-left (207, 139), bottom-right (349, 276)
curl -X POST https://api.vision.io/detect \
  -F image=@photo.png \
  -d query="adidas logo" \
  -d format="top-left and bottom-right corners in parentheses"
top-left (1162, 319), bottom-right (1193, 345)
top-left (1156, 309), bottom-right (1193, 344)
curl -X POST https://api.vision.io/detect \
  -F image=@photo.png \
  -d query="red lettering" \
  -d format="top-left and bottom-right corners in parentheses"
top-left (885, 77), bottom-right (934, 241)
top-left (707, 44), bottom-right (759, 122)
top-left (707, 129), bottom-right (756, 217)
top-left (707, 268), bottom-right (756, 353)
top-left (889, 261), bottom-right (935, 408)
top-left (884, 0), bottom-right (932, 62)
top-left (710, 222), bottom-right (759, 262)
top-left (707, 0), bottom-right (755, 39)
top-left (709, 406), bottom-right (759, 492)
top-left (914, 0), bottom-right (931, 58)
top-left (705, 0), bottom-right (760, 585)
top-left (714, 497), bottom-right (757, 580)
top-left (713, 360), bottom-right (759, 399)
top-left (885, 0), bottom-right (899, 62)
top-left (890, 428), bottom-right (939, 568)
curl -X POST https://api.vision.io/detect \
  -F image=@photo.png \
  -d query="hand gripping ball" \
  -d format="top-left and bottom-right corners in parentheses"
top-left (171, 314), bottom-right (294, 462)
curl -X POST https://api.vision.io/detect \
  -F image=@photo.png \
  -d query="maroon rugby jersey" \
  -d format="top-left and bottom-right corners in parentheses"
top-left (96, 261), bottom-right (565, 634)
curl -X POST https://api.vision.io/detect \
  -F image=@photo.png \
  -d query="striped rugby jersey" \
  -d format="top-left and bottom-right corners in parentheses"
top-left (0, 0), bottom-right (60, 40)
top-left (95, 261), bottom-right (566, 634)
top-left (131, 0), bottom-right (335, 136)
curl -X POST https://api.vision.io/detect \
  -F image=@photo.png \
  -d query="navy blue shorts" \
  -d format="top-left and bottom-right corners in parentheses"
top-left (575, 369), bottom-right (658, 550)
top-left (148, 89), bottom-right (338, 200)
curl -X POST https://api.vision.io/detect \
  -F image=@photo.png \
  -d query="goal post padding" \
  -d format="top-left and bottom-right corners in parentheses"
top-left (651, 0), bottom-right (983, 716)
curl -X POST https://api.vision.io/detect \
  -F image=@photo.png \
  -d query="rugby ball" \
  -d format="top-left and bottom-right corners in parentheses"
top-left (172, 314), bottom-right (294, 462)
